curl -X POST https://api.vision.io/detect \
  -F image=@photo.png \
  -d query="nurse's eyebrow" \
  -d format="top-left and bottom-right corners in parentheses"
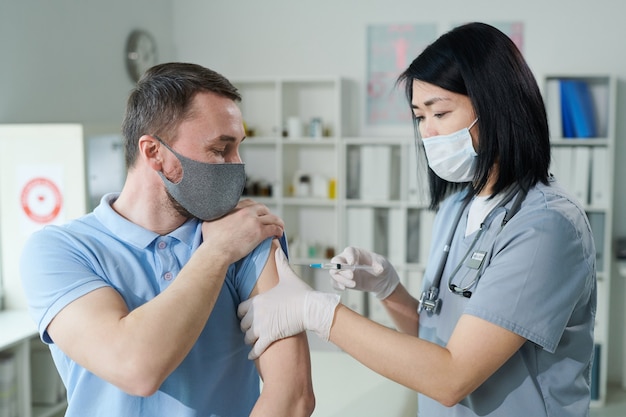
top-left (412, 96), bottom-right (450, 110)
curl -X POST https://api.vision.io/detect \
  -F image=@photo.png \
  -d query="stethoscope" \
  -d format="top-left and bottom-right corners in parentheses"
top-left (418, 185), bottom-right (528, 315)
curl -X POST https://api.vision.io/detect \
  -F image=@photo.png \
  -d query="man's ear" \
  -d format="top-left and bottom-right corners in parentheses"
top-left (138, 135), bottom-right (162, 170)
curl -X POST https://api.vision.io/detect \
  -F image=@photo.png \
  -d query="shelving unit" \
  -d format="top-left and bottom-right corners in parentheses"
top-left (340, 136), bottom-right (434, 325)
top-left (233, 76), bottom-right (433, 325)
top-left (234, 77), bottom-right (352, 268)
top-left (543, 74), bottom-right (616, 406)
top-left (0, 310), bottom-right (66, 417)
top-left (236, 75), bottom-right (616, 407)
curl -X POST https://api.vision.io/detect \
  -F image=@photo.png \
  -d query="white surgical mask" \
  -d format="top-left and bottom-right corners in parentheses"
top-left (422, 118), bottom-right (478, 183)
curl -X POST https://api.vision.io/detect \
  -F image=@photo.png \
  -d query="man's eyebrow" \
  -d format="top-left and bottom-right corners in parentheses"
top-left (215, 134), bottom-right (238, 143)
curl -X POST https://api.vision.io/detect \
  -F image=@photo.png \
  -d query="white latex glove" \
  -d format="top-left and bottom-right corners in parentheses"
top-left (238, 248), bottom-right (340, 360)
top-left (329, 246), bottom-right (400, 300)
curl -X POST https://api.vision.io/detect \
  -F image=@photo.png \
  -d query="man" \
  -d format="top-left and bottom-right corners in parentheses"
top-left (21, 62), bottom-right (314, 417)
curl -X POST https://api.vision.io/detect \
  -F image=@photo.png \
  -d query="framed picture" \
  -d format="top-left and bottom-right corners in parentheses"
top-left (366, 23), bottom-right (437, 127)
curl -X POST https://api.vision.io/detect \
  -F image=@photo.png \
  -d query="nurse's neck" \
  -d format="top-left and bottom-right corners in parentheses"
top-left (476, 164), bottom-right (499, 197)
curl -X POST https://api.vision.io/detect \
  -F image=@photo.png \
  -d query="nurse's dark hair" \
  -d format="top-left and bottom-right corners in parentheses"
top-left (398, 22), bottom-right (550, 209)
top-left (121, 62), bottom-right (241, 168)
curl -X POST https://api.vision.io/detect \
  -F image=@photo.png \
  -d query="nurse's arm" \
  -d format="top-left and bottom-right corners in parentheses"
top-left (328, 306), bottom-right (525, 407)
top-left (380, 284), bottom-right (420, 336)
top-left (249, 239), bottom-right (315, 417)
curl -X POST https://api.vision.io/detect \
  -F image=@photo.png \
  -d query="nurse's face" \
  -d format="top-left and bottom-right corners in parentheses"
top-left (411, 80), bottom-right (478, 148)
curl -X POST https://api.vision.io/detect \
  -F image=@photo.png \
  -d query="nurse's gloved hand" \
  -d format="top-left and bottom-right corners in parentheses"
top-left (330, 247), bottom-right (400, 300)
top-left (238, 248), bottom-right (340, 360)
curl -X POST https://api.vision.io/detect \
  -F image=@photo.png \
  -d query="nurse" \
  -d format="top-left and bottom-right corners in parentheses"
top-left (239, 22), bottom-right (596, 416)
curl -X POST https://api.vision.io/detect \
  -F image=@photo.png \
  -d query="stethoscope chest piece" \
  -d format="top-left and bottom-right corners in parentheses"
top-left (418, 286), bottom-right (441, 315)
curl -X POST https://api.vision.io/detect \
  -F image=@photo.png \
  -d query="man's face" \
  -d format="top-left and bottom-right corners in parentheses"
top-left (157, 91), bottom-right (247, 220)
top-left (160, 91), bottom-right (246, 184)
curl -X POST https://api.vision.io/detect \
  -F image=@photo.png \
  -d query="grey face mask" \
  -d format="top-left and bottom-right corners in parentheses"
top-left (155, 136), bottom-right (245, 221)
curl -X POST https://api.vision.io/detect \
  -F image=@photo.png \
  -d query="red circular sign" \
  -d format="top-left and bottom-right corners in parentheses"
top-left (20, 177), bottom-right (63, 223)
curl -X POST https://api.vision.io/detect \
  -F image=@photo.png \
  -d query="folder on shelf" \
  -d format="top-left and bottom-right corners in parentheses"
top-left (346, 207), bottom-right (376, 251)
top-left (373, 209), bottom-right (389, 256)
top-left (387, 208), bottom-right (405, 265)
top-left (559, 79), bottom-right (597, 138)
top-left (550, 147), bottom-right (574, 193)
top-left (360, 145), bottom-right (391, 201)
top-left (406, 210), bottom-right (420, 264)
top-left (407, 146), bottom-right (430, 206)
top-left (346, 146), bottom-right (360, 199)
top-left (570, 147), bottom-right (591, 205)
top-left (590, 147), bottom-right (609, 208)
top-left (588, 212), bottom-right (605, 273)
top-left (419, 210), bottom-right (436, 266)
top-left (591, 344), bottom-right (600, 400)
top-left (546, 78), bottom-right (563, 139)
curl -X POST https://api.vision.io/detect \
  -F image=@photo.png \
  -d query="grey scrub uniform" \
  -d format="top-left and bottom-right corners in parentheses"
top-left (418, 178), bottom-right (596, 417)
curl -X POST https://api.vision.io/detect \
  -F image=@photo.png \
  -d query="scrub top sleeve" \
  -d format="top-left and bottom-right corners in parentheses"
top-left (464, 207), bottom-right (595, 353)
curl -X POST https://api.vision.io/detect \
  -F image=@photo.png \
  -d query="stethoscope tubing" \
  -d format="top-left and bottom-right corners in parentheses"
top-left (427, 184), bottom-right (527, 301)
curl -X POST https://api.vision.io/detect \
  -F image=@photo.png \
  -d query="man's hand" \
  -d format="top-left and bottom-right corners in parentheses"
top-left (201, 199), bottom-right (284, 264)
top-left (238, 249), bottom-right (340, 360)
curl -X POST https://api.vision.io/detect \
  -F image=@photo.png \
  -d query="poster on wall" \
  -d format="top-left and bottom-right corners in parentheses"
top-left (0, 123), bottom-right (86, 310)
top-left (366, 23), bottom-right (437, 127)
top-left (17, 164), bottom-right (66, 236)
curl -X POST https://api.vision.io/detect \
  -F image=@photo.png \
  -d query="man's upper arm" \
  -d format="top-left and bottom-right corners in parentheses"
top-left (248, 239), bottom-right (314, 416)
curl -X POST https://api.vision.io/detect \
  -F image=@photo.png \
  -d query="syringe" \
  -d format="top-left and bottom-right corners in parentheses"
top-left (307, 263), bottom-right (375, 271)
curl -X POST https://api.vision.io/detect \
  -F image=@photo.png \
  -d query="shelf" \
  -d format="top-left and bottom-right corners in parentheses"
top-left (550, 138), bottom-right (610, 146)
top-left (544, 74), bottom-right (616, 406)
top-left (0, 310), bottom-right (37, 350)
top-left (344, 200), bottom-right (404, 208)
top-left (282, 197), bottom-right (337, 207)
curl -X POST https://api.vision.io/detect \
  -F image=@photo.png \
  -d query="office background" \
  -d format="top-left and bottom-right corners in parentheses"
top-left (1, 0), bottom-right (624, 387)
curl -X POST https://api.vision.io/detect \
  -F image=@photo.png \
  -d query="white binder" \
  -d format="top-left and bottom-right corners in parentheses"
top-left (590, 147), bottom-right (609, 208)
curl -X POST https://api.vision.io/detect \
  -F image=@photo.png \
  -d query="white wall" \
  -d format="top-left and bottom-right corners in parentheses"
top-left (171, 0), bottom-right (626, 232)
top-left (172, 0), bottom-right (626, 384)
top-left (0, 0), bottom-right (176, 137)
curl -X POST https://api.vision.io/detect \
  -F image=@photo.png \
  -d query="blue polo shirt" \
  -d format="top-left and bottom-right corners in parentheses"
top-left (21, 193), bottom-right (274, 417)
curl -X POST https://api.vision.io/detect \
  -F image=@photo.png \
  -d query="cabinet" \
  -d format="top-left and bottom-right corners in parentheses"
top-left (341, 137), bottom-right (433, 325)
top-left (543, 74), bottom-right (616, 406)
top-left (233, 77), bottom-right (352, 294)
top-left (233, 77), bottom-right (433, 325)
top-left (0, 310), bottom-right (66, 417)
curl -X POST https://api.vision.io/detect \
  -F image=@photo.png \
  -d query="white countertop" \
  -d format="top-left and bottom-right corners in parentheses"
top-left (0, 309), bottom-right (37, 351)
